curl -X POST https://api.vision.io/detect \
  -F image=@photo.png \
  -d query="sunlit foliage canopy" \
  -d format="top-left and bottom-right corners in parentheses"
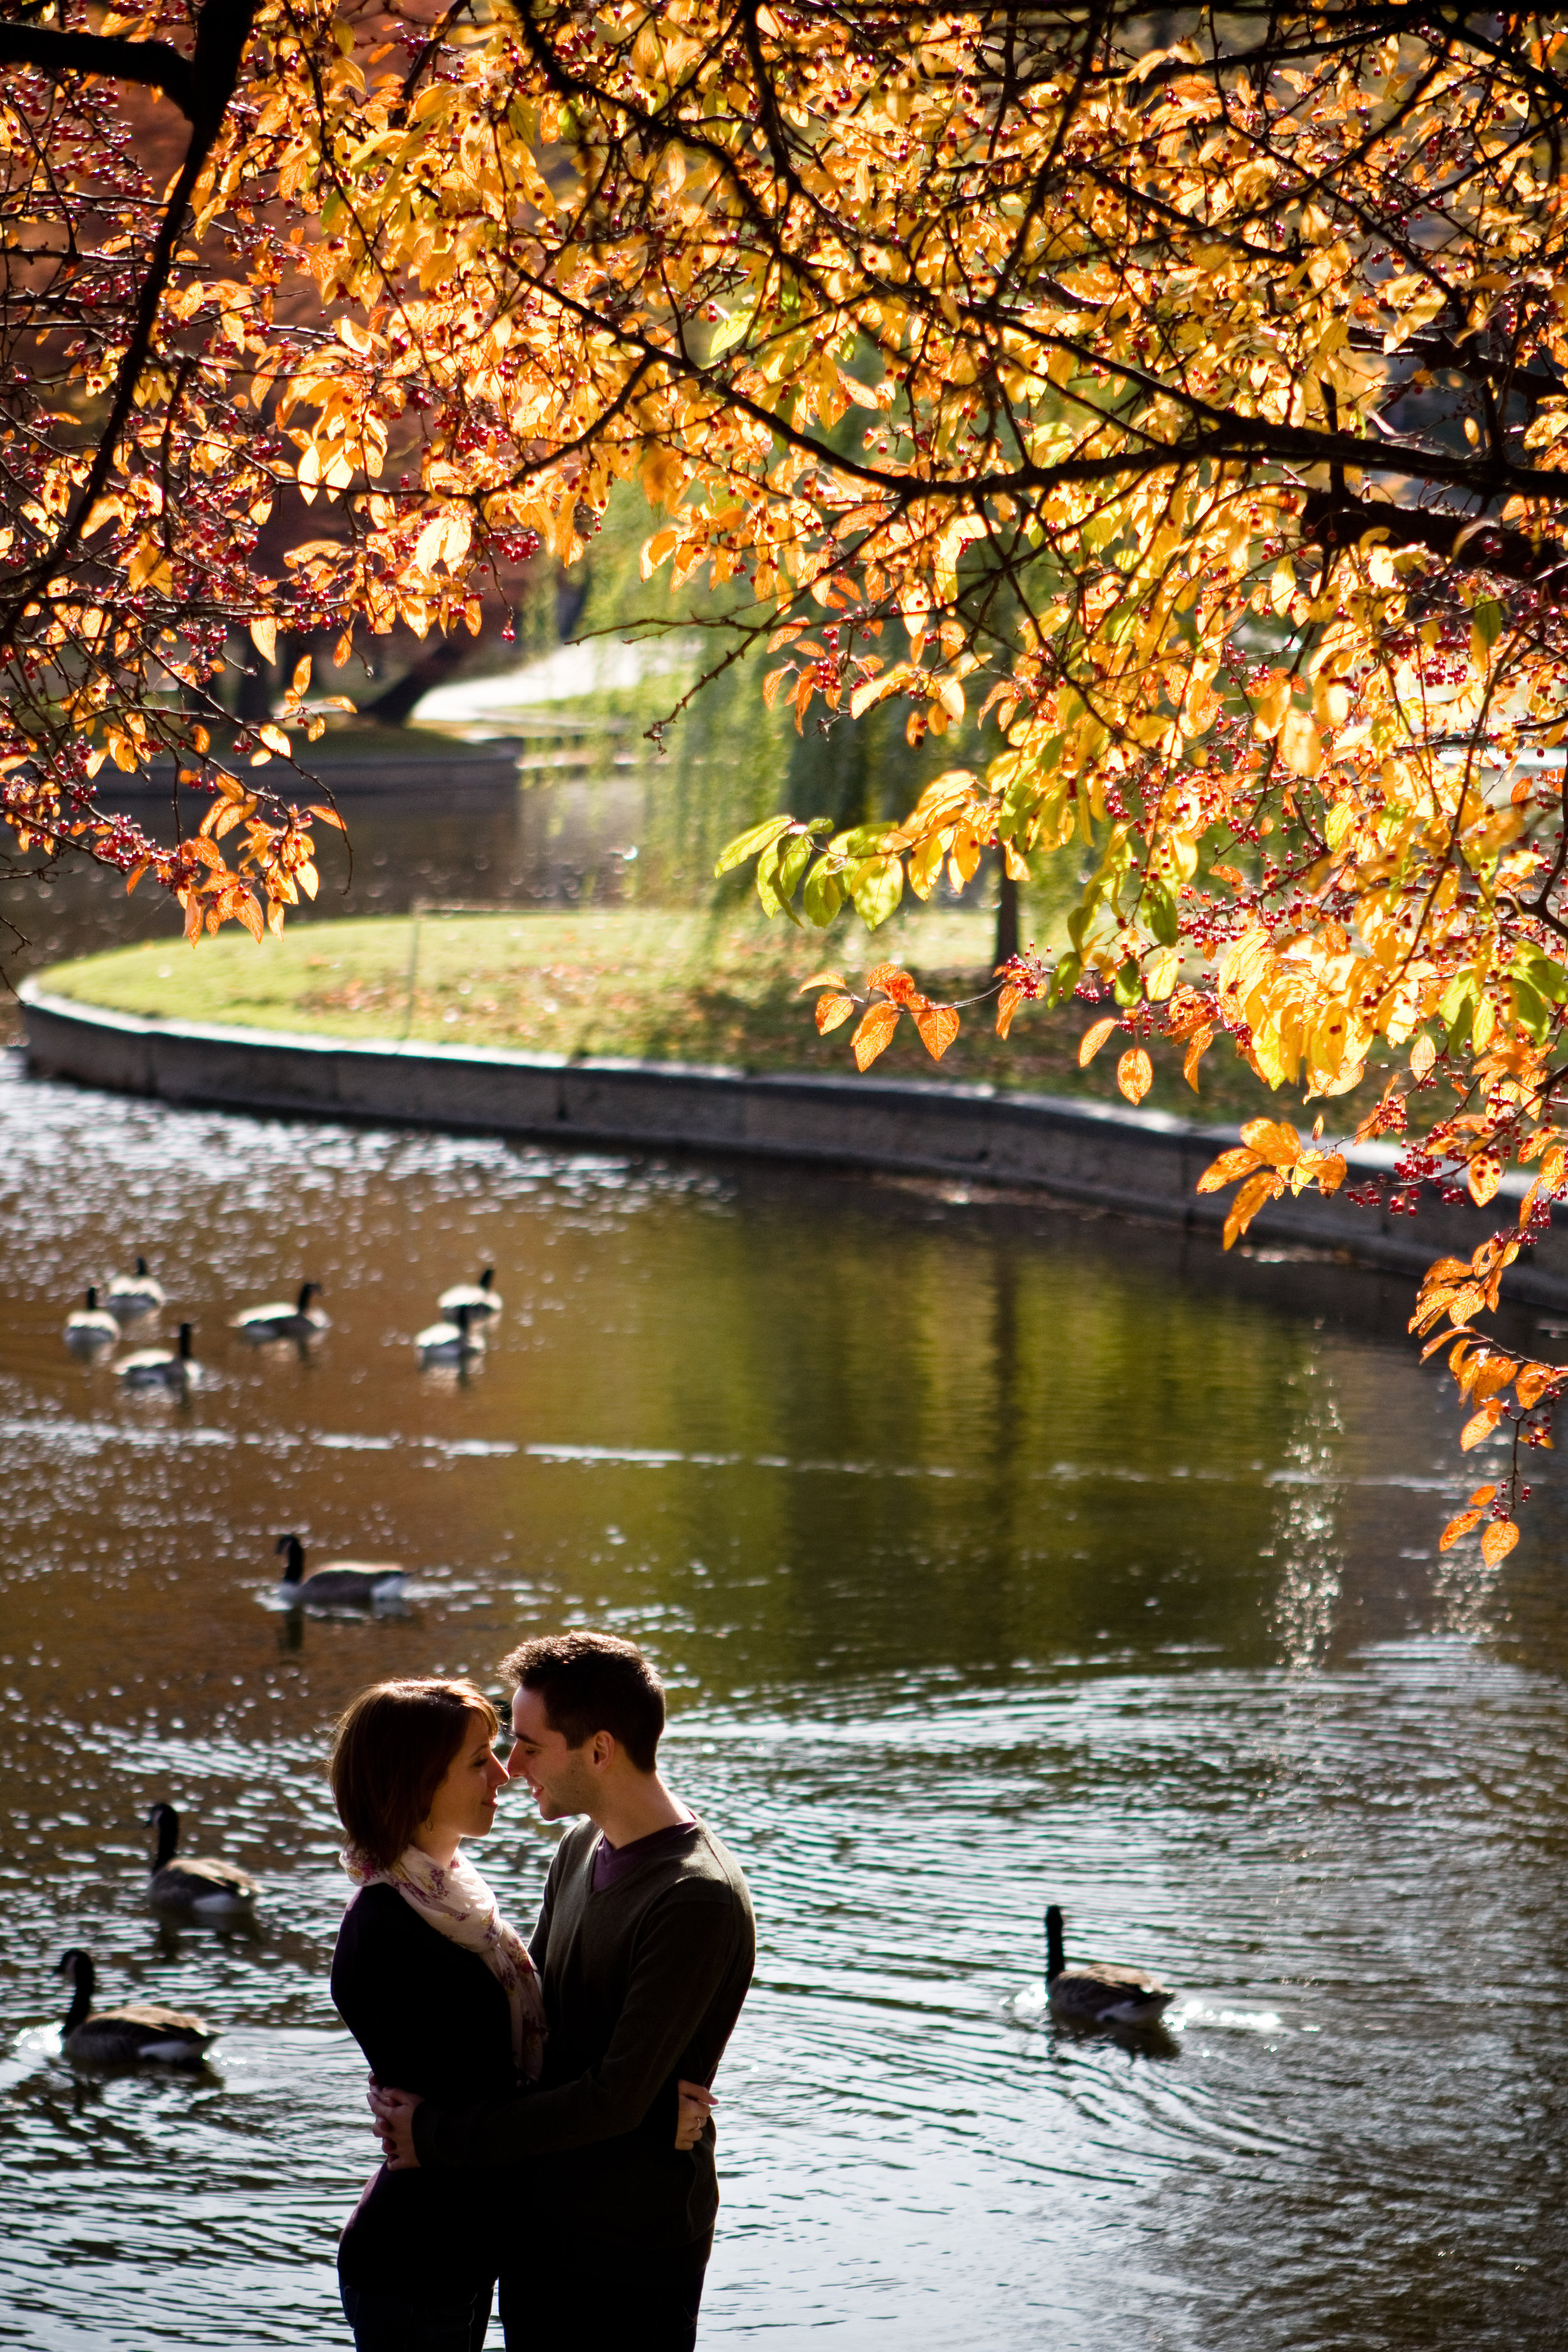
top-left (8, 1), bottom-right (1568, 1544)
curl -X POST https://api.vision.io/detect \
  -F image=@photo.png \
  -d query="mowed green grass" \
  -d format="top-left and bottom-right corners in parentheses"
top-left (43, 904), bottom-right (1288, 1119)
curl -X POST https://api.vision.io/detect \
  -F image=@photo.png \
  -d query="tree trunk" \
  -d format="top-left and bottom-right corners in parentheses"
top-left (994, 859), bottom-right (1019, 970)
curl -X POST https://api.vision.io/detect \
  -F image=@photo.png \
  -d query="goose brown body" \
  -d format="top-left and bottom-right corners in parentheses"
top-left (273, 1533), bottom-right (406, 1608)
top-left (146, 1803), bottom-right (260, 1917)
top-left (1046, 1904), bottom-right (1173, 2026)
top-left (56, 1949), bottom-right (216, 2067)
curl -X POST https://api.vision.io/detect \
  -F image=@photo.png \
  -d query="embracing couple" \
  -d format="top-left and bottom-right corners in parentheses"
top-left (327, 1630), bottom-right (755, 2352)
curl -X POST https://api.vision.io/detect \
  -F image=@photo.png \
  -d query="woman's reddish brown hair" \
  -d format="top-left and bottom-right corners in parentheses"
top-left (329, 1678), bottom-right (501, 1872)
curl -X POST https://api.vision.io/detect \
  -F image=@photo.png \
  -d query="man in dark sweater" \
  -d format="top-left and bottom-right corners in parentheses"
top-left (369, 1631), bottom-right (755, 2352)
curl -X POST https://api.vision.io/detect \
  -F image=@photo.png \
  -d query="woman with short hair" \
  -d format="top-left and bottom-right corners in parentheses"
top-left (329, 1677), bottom-right (530, 2352)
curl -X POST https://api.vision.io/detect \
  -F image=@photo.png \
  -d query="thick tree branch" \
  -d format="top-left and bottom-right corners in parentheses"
top-left (0, 18), bottom-right (196, 118)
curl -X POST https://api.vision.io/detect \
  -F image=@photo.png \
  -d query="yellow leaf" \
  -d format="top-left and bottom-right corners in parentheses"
top-left (1468, 1155), bottom-right (1502, 1207)
top-left (1116, 1047), bottom-right (1152, 1104)
top-left (1222, 1168), bottom-right (1285, 1248)
top-left (852, 1002), bottom-right (902, 1070)
top-left (1279, 707), bottom-right (1324, 776)
top-left (1078, 1016), bottom-right (1118, 1066)
top-left (914, 1004), bottom-right (960, 1060)
top-left (799, 970), bottom-right (847, 992)
top-left (249, 617), bottom-right (278, 665)
top-left (996, 982), bottom-right (1024, 1039)
top-left (1480, 1520), bottom-right (1520, 1567)
top-left (1410, 1034), bottom-right (1436, 1079)
top-left (1459, 1402), bottom-right (1503, 1449)
top-left (1516, 1364), bottom-right (1559, 1410)
top-left (815, 991), bottom-right (855, 1034)
top-left (1197, 1146), bottom-right (1261, 1193)
top-left (1239, 1117), bottom-right (1301, 1168)
top-left (1182, 1024), bottom-right (1214, 1091)
top-left (258, 724), bottom-right (291, 755)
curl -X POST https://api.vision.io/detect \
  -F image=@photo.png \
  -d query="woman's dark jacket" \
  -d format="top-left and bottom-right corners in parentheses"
top-left (331, 1881), bottom-right (519, 2301)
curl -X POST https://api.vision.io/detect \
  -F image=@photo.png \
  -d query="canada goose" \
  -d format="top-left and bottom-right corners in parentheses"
top-left (146, 1803), bottom-right (260, 1919)
top-left (415, 1300), bottom-right (485, 1363)
top-left (64, 1287), bottom-right (120, 1352)
top-left (115, 1322), bottom-right (199, 1391)
top-left (230, 1281), bottom-right (329, 1342)
top-left (55, 1947), bottom-right (217, 2067)
top-left (103, 1256), bottom-right (165, 1318)
top-left (274, 1532), bottom-right (406, 1608)
top-left (1045, 1904), bottom-right (1173, 2027)
top-left (437, 1267), bottom-right (502, 1319)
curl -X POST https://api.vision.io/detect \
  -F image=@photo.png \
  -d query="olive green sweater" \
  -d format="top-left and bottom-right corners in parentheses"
top-left (411, 1817), bottom-right (755, 2250)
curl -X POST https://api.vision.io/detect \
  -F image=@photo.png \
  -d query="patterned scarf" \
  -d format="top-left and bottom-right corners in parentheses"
top-left (346, 1841), bottom-right (546, 2080)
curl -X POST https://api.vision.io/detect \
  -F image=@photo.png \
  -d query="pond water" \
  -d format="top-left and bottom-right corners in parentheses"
top-left (1, 1053), bottom-right (1565, 2351)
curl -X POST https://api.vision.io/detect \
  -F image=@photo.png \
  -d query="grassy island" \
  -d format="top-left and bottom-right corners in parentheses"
top-left (41, 906), bottom-right (1287, 1123)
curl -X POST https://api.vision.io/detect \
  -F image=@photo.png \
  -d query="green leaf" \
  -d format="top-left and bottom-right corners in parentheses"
top-left (1472, 597), bottom-right (1503, 650)
top-left (848, 855), bottom-right (904, 929)
top-left (1112, 958), bottom-right (1142, 1008)
top-left (755, 837), bottom-right (787, 918)
top-left (1050, 952), bottom-right (1082, 1004)
top-left (714, 815), bottom-right (793, 879)
top-left (802, 859), bottom-right (844, 928)
top-left (830, 822), bottom-right (894, 859)
top-left (777, 832), bottom-right (815, 903)
top-left (1510, 974), bottom-right (1551, 1042)
top-left (707, 305), bottom-right (756, 359)
top-left (1144, 875), bottom-right (1180, 946)
top-left (1439, 972), bottom-right (1477, 1047)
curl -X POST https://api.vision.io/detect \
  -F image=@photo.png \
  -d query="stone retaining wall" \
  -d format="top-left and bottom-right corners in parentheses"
top-left (20, 978), bottom-right (1568, 1306)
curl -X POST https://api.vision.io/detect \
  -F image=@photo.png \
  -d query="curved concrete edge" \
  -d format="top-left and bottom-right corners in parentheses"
top-left (19, 977), bottom-right (1568, 1307)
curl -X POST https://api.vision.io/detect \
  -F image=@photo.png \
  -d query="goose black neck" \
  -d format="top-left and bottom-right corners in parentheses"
top-left (85, 1286), bottom-right (98, 1310)
top-left (150, 1806), bottom-right (179, 1872)
top-left (296, 1282), bottom-right (317, 1312)
top-left (479, 1268), bottom-right (494, 1290)
top-left (135, 1256), bottom-right (149, 1277)
top-left (1046, 1904), bottom-right (1065, 1980)
top-left (62, 1953), bottom-right (93, 2034)
top-left (278, 1535), bottom-right (305, 1585)
top-left (176, 1323), bottom-right (194, 1360)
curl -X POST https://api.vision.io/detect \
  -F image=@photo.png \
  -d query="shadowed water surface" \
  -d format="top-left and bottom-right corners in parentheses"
top-left (1, 1054), bottom-right (1565, 2350)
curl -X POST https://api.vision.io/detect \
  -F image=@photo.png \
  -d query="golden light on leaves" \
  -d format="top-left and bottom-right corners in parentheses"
top-left (1467, 1155), bottom-right (1503, 1207)
top-left (815, 991), bottom-right (855, 1035)
top-left (914, 1004), bottom-right (960, 1061)
top-left (1116, 1047), bottom-right (1152, 1105)
top-left (1481, 1520), bottom-right (1521, 1567)
top-left (852, 1002), bottom-right (901, 1071)
top-left (1078, 1018), bottom-right (1118, 1067)
top-left (995, 982), bottom-right (1024, 1040)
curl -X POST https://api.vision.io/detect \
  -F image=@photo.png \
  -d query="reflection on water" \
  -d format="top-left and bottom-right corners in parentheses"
top-left (1, 1056), bottom-right (1565, 2349)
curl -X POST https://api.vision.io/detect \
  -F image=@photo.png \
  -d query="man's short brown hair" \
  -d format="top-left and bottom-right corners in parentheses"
top-left (501, 1631), bottom-right (665, 1774)
top-left (329, 1678), bottom-right (499, 1872)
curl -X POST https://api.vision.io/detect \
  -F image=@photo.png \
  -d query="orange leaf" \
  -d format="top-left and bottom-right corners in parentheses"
top-left (1197, 1147), bottom-right (1261, 1194)
top-left (1239, 1116), bottom-right (1301, 1167)
top-left (1078, 1016), bottom-right (1117, 1066)
top-left (1116, 1047), bottom-right (1152, 1104)
top-left (1468, 1483), bottom-right (1498, 1507)
top-left (995, 982), bottom-right (1024, 1040)
top-left (1439, 1510), bottom-right (1482, 1552)
top-left (914, 1004), bottom-right (960, 1061)
top-left (307, 803), bottom-right (346, 831)
top-left (1516, 1364), bottom-right (1559, 1410)
top-left (233, 891), bottom-right (264, 943)
top-left (1481, 1520), bottom-right (1520, 1567)
top-left (852, 1002), bottom-right (903, 1070)
top-left (799, 970), bottom-right (847, 992)
top-left (1182, 1024), bottom-right (1214, 1091)
top-left (815, 991), bottom-right (856, 1035)
top-left (763, 664), bottom-right (794, 709)
top-left (1468, 1154), bottom-right (1502, 1207)
top-left (1222, 1167), bottom-right (1285, 1248)
top-left (1459, 1402), bottom-right (1504, 1450)
top-left (866, 963), bottom-right (918, 1004)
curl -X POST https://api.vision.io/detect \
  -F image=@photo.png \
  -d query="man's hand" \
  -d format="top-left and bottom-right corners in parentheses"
top-left (674, 2079), bottom-right (715, 2151)
top-left (367, 2081), bottom-right (425, 2171)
